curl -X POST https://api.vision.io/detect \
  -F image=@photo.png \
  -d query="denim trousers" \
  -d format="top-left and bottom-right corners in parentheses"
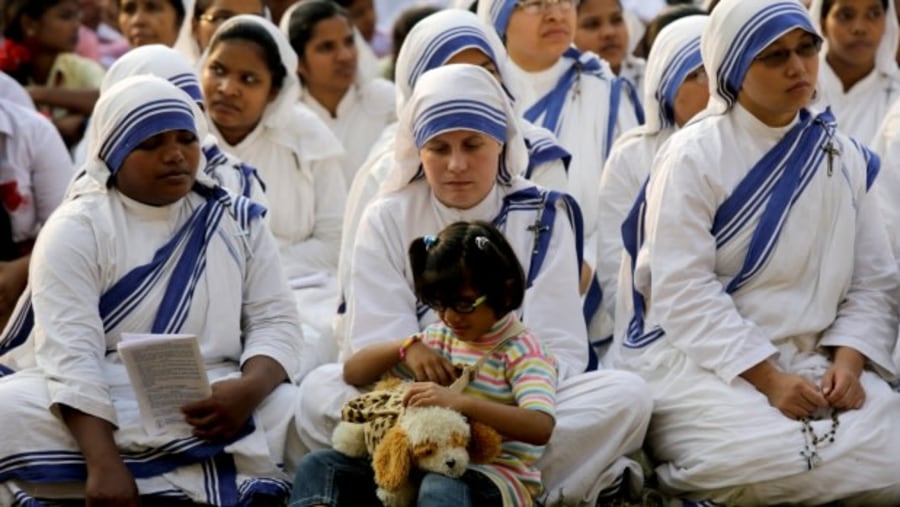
top-left (289, 449), bottom-right (503, 507)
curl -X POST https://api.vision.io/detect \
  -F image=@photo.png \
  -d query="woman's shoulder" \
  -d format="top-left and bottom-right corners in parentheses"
top-left (284, 103), bottom-right (345, 161)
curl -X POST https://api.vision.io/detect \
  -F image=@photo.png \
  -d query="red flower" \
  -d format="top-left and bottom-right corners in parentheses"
top-left (0, 39), bottom-right (31, 73)
top-left (0, 180), bottom-right (25, 212)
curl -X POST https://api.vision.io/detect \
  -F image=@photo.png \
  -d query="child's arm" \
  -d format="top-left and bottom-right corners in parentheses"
top-left (343, 336), bottom-right (459, 386)
top-left (342, 339), bottom-right (406, 386)
top-left (402, 383), bottom-right (555, 446)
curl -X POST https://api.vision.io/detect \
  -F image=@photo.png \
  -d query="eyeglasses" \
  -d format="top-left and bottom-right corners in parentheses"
top-left (515, 0), bottom-right (580, 15)
top-left (753, 36), bottom-right (822, 68)
top-left (425, 295), bottom-right (488, 314)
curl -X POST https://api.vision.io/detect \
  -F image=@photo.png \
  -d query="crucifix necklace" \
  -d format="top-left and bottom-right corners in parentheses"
top-left (799, 409), bottom-right (839, 471)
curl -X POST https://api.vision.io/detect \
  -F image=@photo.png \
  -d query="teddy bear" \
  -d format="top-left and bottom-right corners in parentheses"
top-left (332, 378), bottom-right (503, 507)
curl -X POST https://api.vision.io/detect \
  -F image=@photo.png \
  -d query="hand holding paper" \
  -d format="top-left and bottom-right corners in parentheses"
top-left (117, 333), bottom-right (210, 436)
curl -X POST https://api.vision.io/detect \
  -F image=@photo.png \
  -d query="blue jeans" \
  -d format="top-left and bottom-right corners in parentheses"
top-left (289, 449), bottom-right (502, 507)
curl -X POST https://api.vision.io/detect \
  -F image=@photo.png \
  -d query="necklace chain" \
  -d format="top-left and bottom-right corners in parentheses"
top-left (799, 409), bottom-right (839, 471)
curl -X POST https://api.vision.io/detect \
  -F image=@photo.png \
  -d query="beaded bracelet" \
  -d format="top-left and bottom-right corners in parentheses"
top-left (398, 335), bottom-right (420, 361)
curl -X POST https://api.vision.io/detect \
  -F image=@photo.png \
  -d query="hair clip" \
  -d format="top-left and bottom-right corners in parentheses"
top-left (423, 235), bottom-right (438, 249)
top-left (475, 236), bottom-right (489, 251)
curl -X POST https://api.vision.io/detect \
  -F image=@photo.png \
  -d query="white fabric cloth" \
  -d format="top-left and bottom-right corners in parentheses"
top-left (299, 79), bottom-right (396, 187)
top-left (200, 15), bottom-right (346, 279)
top-left (0, 72), bottom-right (34, 109)
top-left (477, 0), bottom-right (642, 340)
top-left (101, 44), bottom-right (267, 205)
top-left (0, 75), bottom-right (306, 504)
top-left (174, 0), bottom-right (201, 65)
top-left (613, 0), bottom-right (900, 501)
top-left (303, 63), bottom-right (650, 506)
top-left (809, 0), bottom-right (900, 145)
top-left (0, 99), bottom-right (72, 243)
top-left (869, 99), bottom-right (900, 374)
top-left (597, 16), bottom-right (707, 340)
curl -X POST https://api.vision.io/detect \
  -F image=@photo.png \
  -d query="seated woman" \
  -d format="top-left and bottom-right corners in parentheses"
top-left (0, 75), bottom-right (304, 505)
top-left (615, 0), bottom-right (900, 503)
top-left (100, 44), bottom-right (266, 203)
top-left (284, 0), bottom-right (396, 187)
top-left (297, 64), bottom-right (652, 506)
top-left (200, 14), bottom-right (345, 374)
top-left (477, 0), bottom-right (644, 346)
top-left (809, 0), bottom-right (900, 144)
top-left (0, 99), bottom-right (72, 331)
top-left (575, 0), bottom-right (645, 103)
top-left (334, 9), bottom-right (572, 352)
top-left (597, 15), bottom-right (709, 349)
top-left (2, 0), bottom-right (105, 147)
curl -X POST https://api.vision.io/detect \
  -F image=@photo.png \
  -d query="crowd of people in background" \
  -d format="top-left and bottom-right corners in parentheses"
top-left (0, 0), bottom-right (899, 505)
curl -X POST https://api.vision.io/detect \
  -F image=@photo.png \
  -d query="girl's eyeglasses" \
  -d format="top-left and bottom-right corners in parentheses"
top-left (515, 0), bottom-right (580, 15)
top-left (425, 295), bottom-right (487, 314)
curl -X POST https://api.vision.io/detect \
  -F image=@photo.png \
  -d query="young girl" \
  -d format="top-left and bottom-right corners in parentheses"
top-left (283, 0), bottom-right (395, 187)
top-left (2, 0), bottom-right (104, 146)
top-left (200, 14), bottom-right (345, 279)
top-left (575, 0), bottom-right (646, 97)
top-left (291, 221), bottom-right (557, 507)
top-left (810, 0), bottom-right (900, 144)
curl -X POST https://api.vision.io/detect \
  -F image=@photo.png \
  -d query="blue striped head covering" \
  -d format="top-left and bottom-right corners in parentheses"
top-left (394, 9), bottom-right (507, 114)
top-left (643, 15), bottom-right (708, 132)
top-left (702, 0), bottom-right (819, 114)
top-left (89, 76), bottom-right (199, 178)
top-left (476, 0), bottom-right (517, 40)
top-left (101, 44), bottom-right (204, 106)
top-left (384, 64), bottom-right (529, 195)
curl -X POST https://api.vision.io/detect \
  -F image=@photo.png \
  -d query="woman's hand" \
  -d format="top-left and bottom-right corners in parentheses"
top-left (181, 377), bottom-right (260, 441)
top-left (761, 371), bottom-right (829, 420)
top-left (402, 381), bottom-right (463, 410)
top-left (403, 342), bottom-right (458, 386)
top-left (822, 347), bottom-right (866, 410)
top-left (85, 458), bottom-right (140, 507)
top-left (741, 361), bottom-right (828, 419)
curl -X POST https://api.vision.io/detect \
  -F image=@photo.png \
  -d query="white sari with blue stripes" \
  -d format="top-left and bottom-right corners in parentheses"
top-left (0, 185), bottom-right (304, 505)
top-left (612, 102), bottom-right (900, 503)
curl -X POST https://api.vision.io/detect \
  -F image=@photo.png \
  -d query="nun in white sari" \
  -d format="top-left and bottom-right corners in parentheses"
top-left (615, 0), bottom-right (900, 503)
top-left (298, 64), bottom-right (651, 506)
top-left (477, 0), bottom-right (644, 347)
top-left (98, 44), bottom-right (267, 204)
top-left (335, 9), bottom-right (572, 351)
top-left (199, 16), bottom-right (346, 373)
top-left (597, 15), bottom-right (708, 352)
top-left (809, 0), bottom-right (900, 145)
top-left (0, 75), bottom-right (305, 505)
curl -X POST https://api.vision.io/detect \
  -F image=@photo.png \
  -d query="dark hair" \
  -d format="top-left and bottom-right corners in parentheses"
top-left (286, 0), bottom-right (352, 58)
top-left (576, 0), bottom-right (622, 12)
top-left (635, 4), bottom-right (706, 57)
top-left (388, 5), bottom-right (441, 81)
top-left (820, 0), bottom-right (889, 20)
top-left (410, 221), bottom-right (525, 318)
top-left (193, 0), bottom-right (267, 20)
top-left (116, 0), bottom-right (186, 26)
top-left (3, 0), bottom-right (67, 41)
top-left (209, 21), bottom-right (287, 90)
